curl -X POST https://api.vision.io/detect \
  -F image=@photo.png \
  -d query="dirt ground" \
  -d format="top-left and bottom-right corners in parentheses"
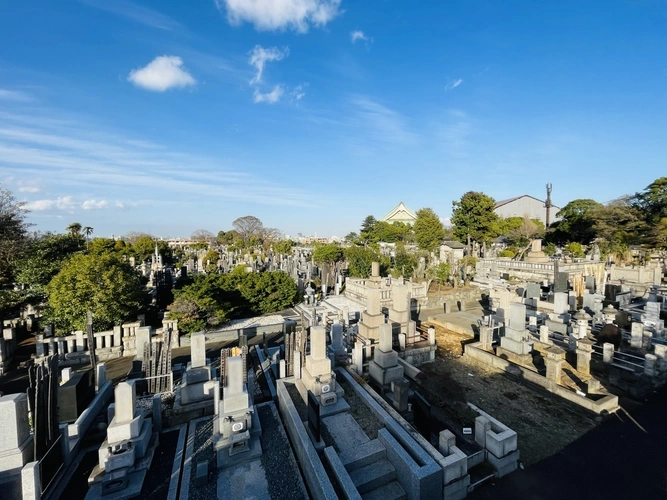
top-left (418, 349), bottom-right (600, 466)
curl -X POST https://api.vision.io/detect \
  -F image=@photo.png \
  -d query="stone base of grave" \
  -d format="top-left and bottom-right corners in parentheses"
top-left (0, 435), bottom-right (34, 477)
top-left (98, 418), bottom-right (152, 472)
top-left (495, 347), bottom-right (534, 367)
top-left (295, 375), bottom-right (345, 408)
top-left (86, 432), bottom-right (159, 500)
top-left (319, 395), bottom-right (350, 418)
top-left (444, 474), bottom-right (470, 500)
top-left (398, 344), bottom-right (437, 366)
top-left (487, 448), bottom-right (520, 478)
top-left (369, 360), bottom-right (404, 386)
top-left (180, 380), bottom-right (216, 405)
top-left (171, 385), bottom-right (215, 424)
top-left (215, 410), bottom-right (263, 469)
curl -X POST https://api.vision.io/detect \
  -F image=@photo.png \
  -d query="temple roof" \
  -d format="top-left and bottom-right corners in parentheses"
top-left (380, 201), bottom-right (417, 224)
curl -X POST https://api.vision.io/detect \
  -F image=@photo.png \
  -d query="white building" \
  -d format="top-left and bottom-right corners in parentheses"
top-left (494, 195), bottom-right (560, 227)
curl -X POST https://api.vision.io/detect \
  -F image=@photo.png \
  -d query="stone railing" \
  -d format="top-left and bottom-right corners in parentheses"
top-left (344, 278), bottom-right (429, 308)
top-left (34, 319), bottom-right (179, 363)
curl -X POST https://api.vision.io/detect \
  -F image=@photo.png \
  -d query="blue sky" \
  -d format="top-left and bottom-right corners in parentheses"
top-left (1, 0), bottom-right (666, 238)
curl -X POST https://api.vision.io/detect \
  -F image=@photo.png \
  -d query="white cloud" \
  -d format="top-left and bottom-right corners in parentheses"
top-left (350, 30), bottom-right (371, 44)
top-left (445, 79), bottom-right (463, 91)
top-left (253, 86), bottom-right (284, 104)
top-left (127, 56), bottom-right (196, 92)
top-left (248, 46), bottom-right (288, 85)
top-left (0, 89), bottom-right (32, 102)
top-left (25, 197), bottom-right (77, 212)
top-left (291, 84), bottom-right (307, 101)
top-left (82, 199), bottom-right (109, 210)
top-left (216, 0), bottom-right (341, 32)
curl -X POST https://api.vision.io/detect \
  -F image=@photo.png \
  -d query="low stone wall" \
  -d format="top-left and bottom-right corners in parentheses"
top-left (464, 343), bottom-right (619, 414)
top-left (180, 321), bottom-right (285, 347)
top-left (275, 378), bottom-right (337, 500)
top-left (418, 288), bottom-right (485, 310)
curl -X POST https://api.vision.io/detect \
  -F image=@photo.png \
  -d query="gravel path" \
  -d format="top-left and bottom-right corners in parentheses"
top-left (258, 403), bottom-right (307, 500)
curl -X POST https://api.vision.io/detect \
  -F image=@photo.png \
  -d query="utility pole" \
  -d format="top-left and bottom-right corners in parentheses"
top-left (545, 183), bottom-right (553, 228)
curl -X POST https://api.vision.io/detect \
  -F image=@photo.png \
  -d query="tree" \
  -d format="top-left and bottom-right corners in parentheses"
top-left (216, 230), bottom-right (237, 246)
top-left (132, 235), bottom-right (172, 262)
top-left (0, 185), bottom-right (30, 290)
top-left (273, 240), bottom-right (295, 255)
top-left (501, 216), bottom-right (545, 247)
top-left (191, 229), bottom-right (215, 242)
top-left (344, 232), bottom-right (358, 244)
top-left (564, 242), bottom-right (585, 258)
top-left (45, 252), bottom-right (143, 333)
top-left (549, 199), bottom-right (602, 245)
top-left (312, 244), bottom-right (344, 267)
top-left (312, 244), bottom-right (344, 285)
top-left (14, 233), bottom-right (84, 305)
top-left (232, 216), bottom-right (264, 243)
top-left (433, 262), bottom-right (451, 290)
top-left (344, 246), bottom-right (388, 278)
top-left (393, 248), bottom-right (418, 278)
top-left (360, 215), bottom-right (378, 243)
top-left (122, 231), bottom-right (152, 245)
top-left (592, 197), bottom-right (645, 257)
top-left (204, 249), bottom-right (220, 271)
top-left (451, 192), bottom-right (500, 252)
top-left (413, 208), bottom-right (446, 251)
top-left (167, 270), bottom-right (299, 334)
top-left (632, 177), bottom-right (667, 224)
top-left (67, 222), bottom-right (82, 237)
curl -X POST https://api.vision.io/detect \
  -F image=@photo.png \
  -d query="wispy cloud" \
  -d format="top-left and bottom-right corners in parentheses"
top-left (248, 45), bottom-right (288, 85)
top-left (216, 0), bottom-right (341, 32)
top-left (350, 30), bottom-right (372, 45)
top-left (348, 96), bottom-right (418, 146)
top-left (77, 0), bottom-right (180, 31)
top-left (0, 89), bottom-right (33, 102)
top-left (253, 86), bottom-right (284, 104)
top-left (437, 109), bottom-right (473, 157)
top-left (0, 110), bottom-right (313, 212)
top-left (291, 83), bottom-right (307, 101)
top-left (128, 56), bottom-right (196, 92)
top-left (445, 79), bottom-right (463, 91)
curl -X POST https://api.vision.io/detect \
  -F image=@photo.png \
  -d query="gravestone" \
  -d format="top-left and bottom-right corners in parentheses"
top-left (525, 283), bottom-right (541, 299)
top-left (412, 391), bottom-right (432, 441)
top-left (58, 369), bottom-right (95, 424)
top-left (554, 272), bottom-right (569, 293)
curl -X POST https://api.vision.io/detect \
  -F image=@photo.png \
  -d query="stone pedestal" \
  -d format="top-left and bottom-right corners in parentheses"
top-left (0, 393), bottom-right (34, 478)
top-left (545, 346), bottom-right (565, 384)
top-left (214, 356), bottom-right (262, 468)
top-left (575, 339), bottom-right (594, 375)
top-left (87, 381), bottom-right (157, 500)
top-left (369, 324), bottom-right (404, 387)
top-left (297, 327), bottom-right (343, 407)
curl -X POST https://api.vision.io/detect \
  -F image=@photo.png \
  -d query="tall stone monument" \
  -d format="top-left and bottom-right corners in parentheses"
top-left (213, 356), bottom-right (262, 468)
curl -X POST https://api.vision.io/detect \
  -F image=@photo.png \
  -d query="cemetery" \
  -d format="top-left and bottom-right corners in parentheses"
top-left (0, 224), bottom-right (666, 499)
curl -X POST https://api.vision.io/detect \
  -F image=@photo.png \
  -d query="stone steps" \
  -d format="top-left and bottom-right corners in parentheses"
top-left (348, 458), bottom-right (396, 494)
top-left (339, 438), bottom-right (386, 472)
top-left (361, 480), bottom-right (407, 500)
